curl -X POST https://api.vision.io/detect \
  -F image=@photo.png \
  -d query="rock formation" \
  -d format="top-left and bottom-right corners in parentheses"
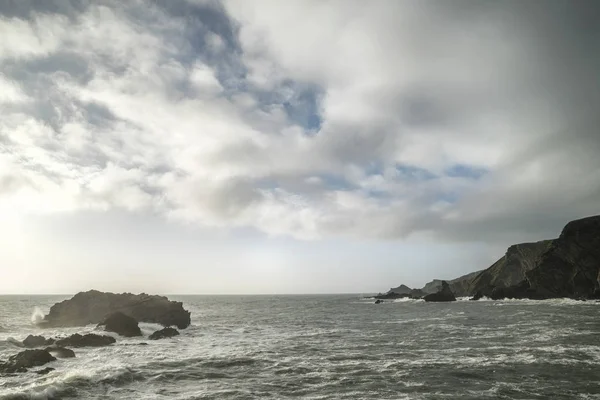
top-left (0, 349), bottom-right (56, 373)
top-left (525, 216), bottom-right (600, 299)
top-left (423, 281), bottom-right (456, 302)
top-left (149, 327), bottom-right (180, 340)
top-left (55, 333), bottom-right (116, 348)
top-left (100, 312), bottom-right (142, 337)
top-left (22, 335), bottom-right (54, 348)
top-left (45, 346), bottom-right (76, 358)
top-left (40, 290), bottom-right (191, 329)
top-left (387, 284), bottom-right (412, 295)
top-left (469, 240), bottom-right (553, 297)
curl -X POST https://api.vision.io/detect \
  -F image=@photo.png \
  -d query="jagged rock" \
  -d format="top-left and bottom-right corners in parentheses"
top-left (100, 312), bottom-right (142, 337)
top-left (45, 346), bottom-right (75, 358)
top-left (36, 367), bottom-right (55, 375)
top-left (409, 289), bottom-right (426, 299)
top-left (22, 335), bottom-right (54, 348)
top-left (374, 292), bottom-right (410, 300)
top-left (469, 240), bottom-right (553, 297)
top-left (0, 350), bottom-right (56, 373)
top-left (40, 290), bottom-right (191, 329)
top-left (55, 333), bottom-right (116, 348)
top-left (526, 216), bottom-right (600, 299)
top-left (149, 327), bottom-right (180, 340)
top-left (374, 299), bottom-right (383, 304)
top-left (423, 281), bottom-right (456, 302)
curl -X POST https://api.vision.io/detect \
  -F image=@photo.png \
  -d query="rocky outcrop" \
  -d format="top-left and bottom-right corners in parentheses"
top-left (100, 312), bottom-right (142, 337)
top-left (469, 240), bottom-right (553, 297)
top-left (525, 216), bottom-right (600, 299)
top-left (423, 281), bottom-right (456, 302)
top-left (0, 350), bottom-right (56, 373)
top-left (388, 284), bottom-right (412, 295)
top-left (22, 335), bottom-right (54, 348)
top-left (36, 367), bottom-right (55, 375)
top-left (45, 346), bottom-right (75, 358)
top-left (41, 290), bottom-right (191, 329)
top-left (55, 333), bottom-right (116, 348)
top-left (421, 271), bottom-right (482, 297)
top-left (149, 327), bottom-right (180, 340)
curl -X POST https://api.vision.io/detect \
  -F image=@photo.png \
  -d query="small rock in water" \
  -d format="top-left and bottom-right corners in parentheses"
top-left (22, 335), bottom-right (54, 348)
top-left (100, 312), bottom-right (142, 337)
top-left (55, 333), bottom-right (116, 348)
top-left (149, 327), bottom-right (180, 340)
top-left (374, 299), bottom-right (383, 304)
top-left (35, 367), bottom-right (55, 375)
top-left (45, 346), bottom-right (75, 358)
top-left (0, 349), bottom-right (56, 373)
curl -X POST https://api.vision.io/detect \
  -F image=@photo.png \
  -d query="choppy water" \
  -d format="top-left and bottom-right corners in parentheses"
top-left (1, 295), bottom-right (599, 399)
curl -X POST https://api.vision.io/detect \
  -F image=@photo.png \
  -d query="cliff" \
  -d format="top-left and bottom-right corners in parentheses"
top-left (469, 240), bottom-right (553, 297)
top-left (525, 216), bottom-right (600, 298)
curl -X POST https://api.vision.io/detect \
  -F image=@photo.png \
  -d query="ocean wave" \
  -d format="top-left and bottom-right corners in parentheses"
top-left (0, 367), bottom-right (144, 400)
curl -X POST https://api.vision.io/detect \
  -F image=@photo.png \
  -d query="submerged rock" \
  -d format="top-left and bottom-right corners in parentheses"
top-left (55, 333), bottom-right (116, 348)
top-left (149, 327), bottom-right (180, 340)
top-left (0, 349), bottom-right (56, 373)
top-left (45, 346), bottom-right (75, 358)
top-left (100, 312), bottom-right (142, 337)
top-left (35, 367), bottom-right (55, 375)
top-left (423, 281), bottom-right (456, 302)
top-left (40, 290), bottom-right (191, 329)
top-left (374, 299), bottom-right (383, 304)
top-left (22, 335), bottom-right (54, 348)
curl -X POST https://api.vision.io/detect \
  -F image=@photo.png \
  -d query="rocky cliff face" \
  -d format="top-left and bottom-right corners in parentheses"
top-left (525, 216), bottom-right (600, 298)
top-left (469, 240), bottom-right (553, 297)
top-left (41, 290), bottom-right (191, 329)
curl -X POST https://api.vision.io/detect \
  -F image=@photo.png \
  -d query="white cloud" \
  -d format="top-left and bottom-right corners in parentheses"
top-left (0, 0), bottom-right (598, 243)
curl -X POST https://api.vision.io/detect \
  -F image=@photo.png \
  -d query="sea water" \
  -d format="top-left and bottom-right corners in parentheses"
top-left (1, 295), bottom-right (599, 399)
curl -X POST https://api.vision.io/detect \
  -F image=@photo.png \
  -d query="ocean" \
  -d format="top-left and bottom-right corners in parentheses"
top-left (0, 295), bottom-right (599, 399)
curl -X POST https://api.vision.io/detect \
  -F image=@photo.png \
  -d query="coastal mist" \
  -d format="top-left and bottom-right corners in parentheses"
top-left (1, 295), bottom-right (599, 399)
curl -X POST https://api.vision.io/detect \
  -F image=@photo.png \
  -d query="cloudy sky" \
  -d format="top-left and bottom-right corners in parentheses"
top-left (1, 0), bottom-right (599, 294)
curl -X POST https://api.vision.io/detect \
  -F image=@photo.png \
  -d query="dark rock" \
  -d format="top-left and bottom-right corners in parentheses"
top-left (526, 216), bottom-right (600, 299)
top-left (45, 346), bottom-right (75, 358)
top-left (423, 281), bottom-right (456, 302)
top-left (374, 292), bottom-right (410, 300)
top-left (421, 270), bottom-right (483, 297)
top-left (374, 299), bottom-right (383, 304)
top-left (55, 333), bottom-right (116, 348)
top-left (100, 312), bottom-right (142, 337)
top-left (0, 350), bottom-right (56, 373)
top-left (35, 367), bottom-right (55, 375)
top-left (470, 291), bottom-right (483, 301)
top-left (23, 335), bottom-right (54, 348)
top-left (149, 327), bottom-right (180, 340)
top-left (40, 290), bottom-right (191, 329)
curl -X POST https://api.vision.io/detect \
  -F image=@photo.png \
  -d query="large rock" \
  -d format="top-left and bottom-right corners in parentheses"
top-left (469, 240), bottom-right (553, 297)
top-left (100, 312), bottom-right (142, 337)
top-left (149, 327), bottom-right (180, 340)
top-left (22, 335), bottom-right (54, 348)
top-left (525, 216), bottom-right (600, 299)
top-left (421, 270), bottom-right (482, 297)
top-left (40, 290), bottom-right (191, 329)
top-left (423, 281), bottom-right (456, 302)
top-left (388, 284), bottom-right (412, 295)
top-left (45, 346), bottom-right (75, 358)
top-left (0, 350), bottom-right (56, 373)
top-left (55, 333), bottom-right (116, 348)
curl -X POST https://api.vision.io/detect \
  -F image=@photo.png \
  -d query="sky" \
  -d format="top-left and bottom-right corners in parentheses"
top-left (1, 0), bottom-right (599, 294)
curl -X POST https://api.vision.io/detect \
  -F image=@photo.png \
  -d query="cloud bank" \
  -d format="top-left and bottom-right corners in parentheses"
top-left (1, 0), bottom-right (599, 243)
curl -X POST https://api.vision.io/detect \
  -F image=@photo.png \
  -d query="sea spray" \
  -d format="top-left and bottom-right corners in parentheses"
top-left (31, 306), bottom-right (45, 325)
